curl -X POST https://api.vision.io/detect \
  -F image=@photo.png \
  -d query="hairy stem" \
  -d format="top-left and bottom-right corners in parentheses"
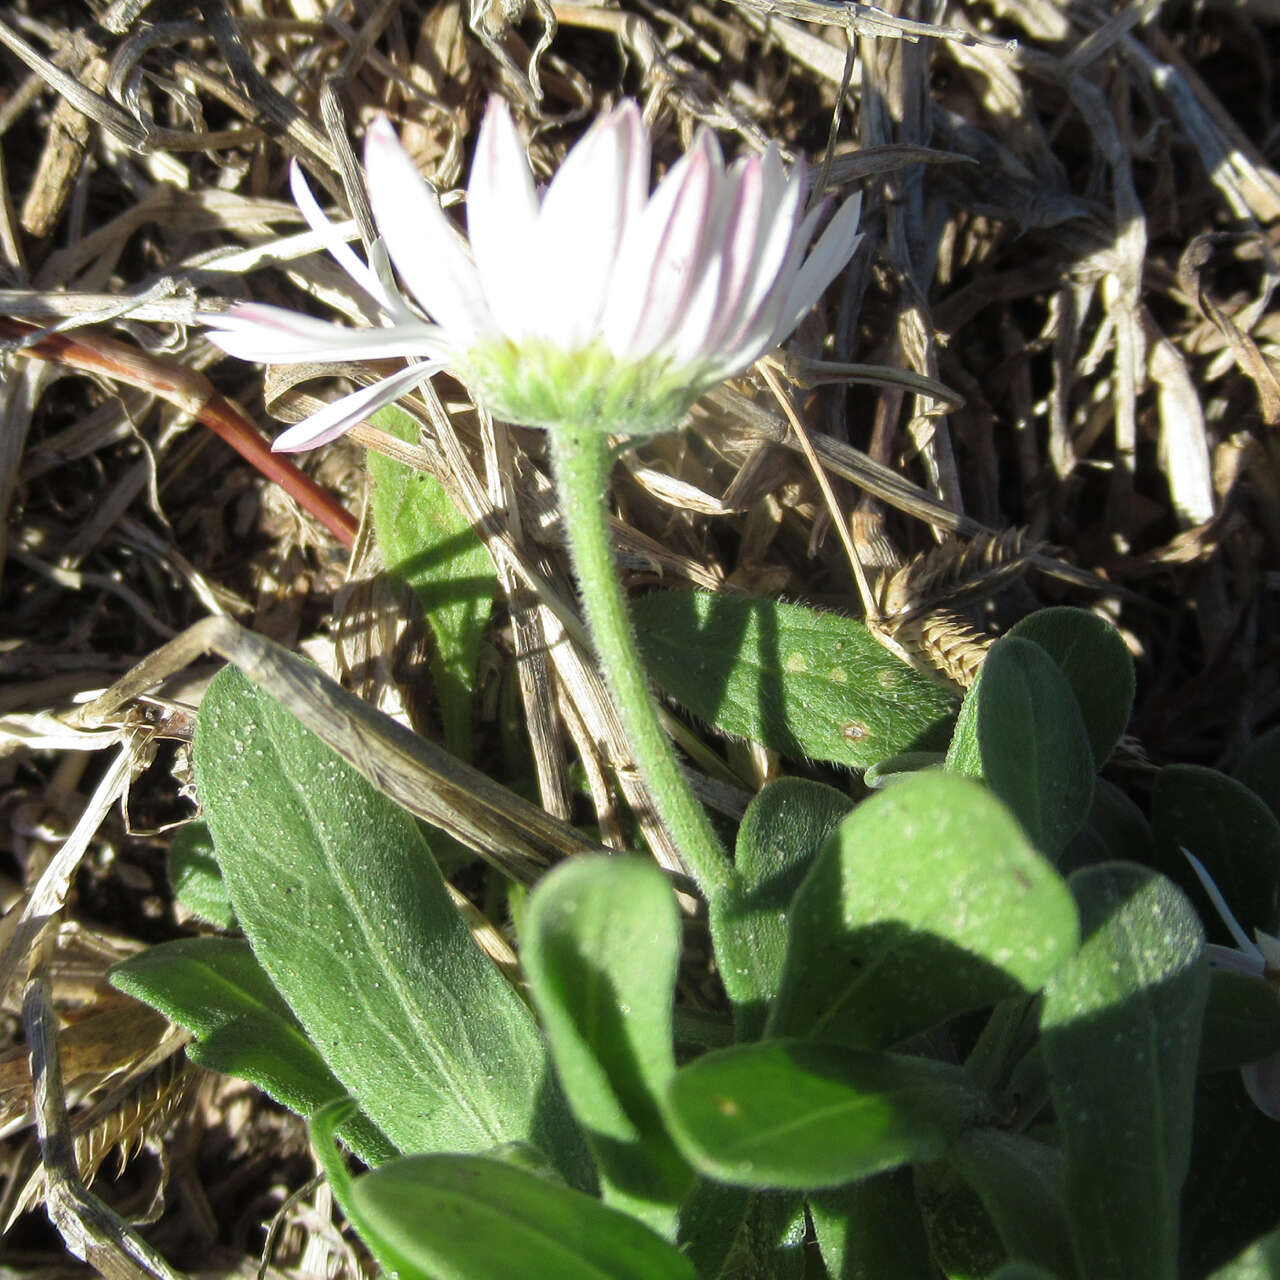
top-left (548, 428), bottom-right (731, 903)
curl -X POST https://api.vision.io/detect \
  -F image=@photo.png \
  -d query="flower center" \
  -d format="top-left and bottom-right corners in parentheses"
top-left (461, 338), bottom-right (704, 436)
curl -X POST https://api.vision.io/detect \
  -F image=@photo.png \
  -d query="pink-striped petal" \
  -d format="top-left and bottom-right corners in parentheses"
top-left (271, 360), bottom-right (445, 451)
top-left (699, 153), bottom-right (766, 354)
top-left (706, 154), bottom-right (807, 372)
top-left (364, 116), bottom-right (495, 344)
top-left (602, 130), bottom-right (721, 360)
top-left (662, 169), bottom-right (738, 366)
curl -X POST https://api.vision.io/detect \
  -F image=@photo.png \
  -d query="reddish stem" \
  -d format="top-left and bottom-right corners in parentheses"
top-left (0, 317), bottom-right (358, 548)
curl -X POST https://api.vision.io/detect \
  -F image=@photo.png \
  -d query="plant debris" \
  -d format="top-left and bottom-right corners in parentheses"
top-left (2, 0), bottom-right (1279, 1274)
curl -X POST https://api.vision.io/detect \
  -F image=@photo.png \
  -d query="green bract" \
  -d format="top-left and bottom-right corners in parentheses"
top-left (463, 338), bottom-right (702, 436)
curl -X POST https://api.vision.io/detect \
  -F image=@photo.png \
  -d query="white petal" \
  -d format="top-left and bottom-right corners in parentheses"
top-left (1183, 847), bottom-right (1264, 959)
top-left (1207, 943), bottom-right (1267, 976)
top-left (533, 101), bottom-right (648, 348)
top-left (467, 96), bottom-right (540, 339)
top-left (364, 116), bottom-right (495, 345)
top-left (1256, 929), bottom-right (1280, 971)
top-left (735, 183), bottom-right (823, 350)
top-left (202, 303), bottom-right (448, 363)
top-left (289, 160), bottom-right (396, 313)
top-left (601, 130), bottom-right (720, 360)
top-left (367, 237), bottom-right (416, 324)
top-left (1242, 1056), bottom-right (1280, 1120)
top-left (775, 192), bottom-right (863, 343)
top-left (738, 147), bottom-right (802, 316)
top-left (271, 360), bottom-right (444, 451)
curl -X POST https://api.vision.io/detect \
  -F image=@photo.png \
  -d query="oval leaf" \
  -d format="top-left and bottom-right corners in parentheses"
top-left (1059, 777), bottom-right (1153, 876)
top-left (1153, 764), bottom-right (1280, 940)
top-left (1234, 725), bottom-right (1280, 824)
top-left (632, 590), bottom-right (957, 768)
top-left (1199, 970), bottom-right (1280, 1076)
top-left (946, 635), bottom-right (1095, 859)
top-left (1206, 1222), bottom-right (1280, 1279)
top-left (167, 820), bottom-right (236, 929)
top-left (1007, 607), bottom-right (1134, 768)
top-left (665, 1039), bottom-right (990, 1189)
top-left (712, 778), bottom-right (853, 1040)
top-left (194, 665), bottom-right (587, 1182)
top-left (809, 1170), bottom-right (936, 1280)
top-left (1040, 863), bottom-right (1208, 1280)
top-left (677, 1182), bottom-right (805, 1280)
top-left (915, 1161), bottom-right (1008, 1278)
top-left (348, 1153), bottom-right (693, 1280)
top-left (523, 856), bottom-right (691, 1228)
top-left (946, 1126), bottom-right (1074, 1279)
top-left (368, 403), bottom-right (496, 758)
top-left (111, 937), bottom-right (394, 1165)
top-left (769, 770), bottom-right (1079, 1049)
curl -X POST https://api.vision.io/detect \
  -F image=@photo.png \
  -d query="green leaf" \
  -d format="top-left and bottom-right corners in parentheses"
top-left (769, 771), bottom-right (1078, 1050)
top-left (1235, 725), bottom-right (1280, 824)
top-left (522, 857), bottom-right (691, 1232)
top-left (985, 1265), bottom-right (1063, 1280)
top-left (946, 1127), bottom-right (1075, 1280)
top-left (1040, 863), bottom-right (1209, 1280)
top-left (167, 820), bottom-right (235, 929)
top-left (943, 657), bottom-right (985, 781)
top-left (1183, 1072), bottom-right (1280, 1274)
top-left (1007, 607), bottom-right (1134, 768)
top-left (1153, 764), bottom-right (1280, 939)
top-left (864, 751), bottom-right (946, 789)
top-left (367, 403), bottom-right (496, 759)
top-left (946, 635), bottom-right (1095, 859)
top-left (347, 1151), bottom-right (693, 1280)
top-left (809, 1170), bottom-right (936, 1279)
top-left (632, 590), bottom-right (957, 768)
top-left (1059, 777), bottom-right (1152, 875)
top-left (194, 664), bottom-right (588, 1183)
top-left (711, 778), bottom-right (853, 1040)
top-left (110, 937), bottom-right (394, 1165)
top-left (665, 1039), bottom-right (990, 1189)
top-left (915, 1160), bottom-right (1009, 1278)
top-left (677, 1182), bottom-right (805, 1280)
top-left (1199, 970), bottom-right (1280, 1075)
top-left (1207, 1224), bottom-right (1280, 1280)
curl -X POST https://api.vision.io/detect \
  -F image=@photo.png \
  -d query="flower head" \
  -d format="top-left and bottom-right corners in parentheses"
top-left (203, 98), bottom-right (862, 451)
top-left (1184, 847), bottom-right (1280, 1119)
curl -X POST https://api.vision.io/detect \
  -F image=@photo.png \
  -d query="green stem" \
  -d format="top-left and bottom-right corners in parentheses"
top-left (548, 428), bottom-right (731, 903)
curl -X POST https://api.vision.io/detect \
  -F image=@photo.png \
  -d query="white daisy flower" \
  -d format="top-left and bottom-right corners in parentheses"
top-left (1183, 847), bottom-right (1280, 1120)
top-left (203, 97), bottom-right (863, 452)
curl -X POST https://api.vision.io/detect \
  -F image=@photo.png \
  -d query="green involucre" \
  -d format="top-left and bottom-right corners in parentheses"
top-left (463, 339), bottom-right (702, 436)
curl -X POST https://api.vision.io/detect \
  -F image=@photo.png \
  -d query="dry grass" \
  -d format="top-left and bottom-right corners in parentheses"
top-left (1, 0), bottom-right (1278, 1274)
